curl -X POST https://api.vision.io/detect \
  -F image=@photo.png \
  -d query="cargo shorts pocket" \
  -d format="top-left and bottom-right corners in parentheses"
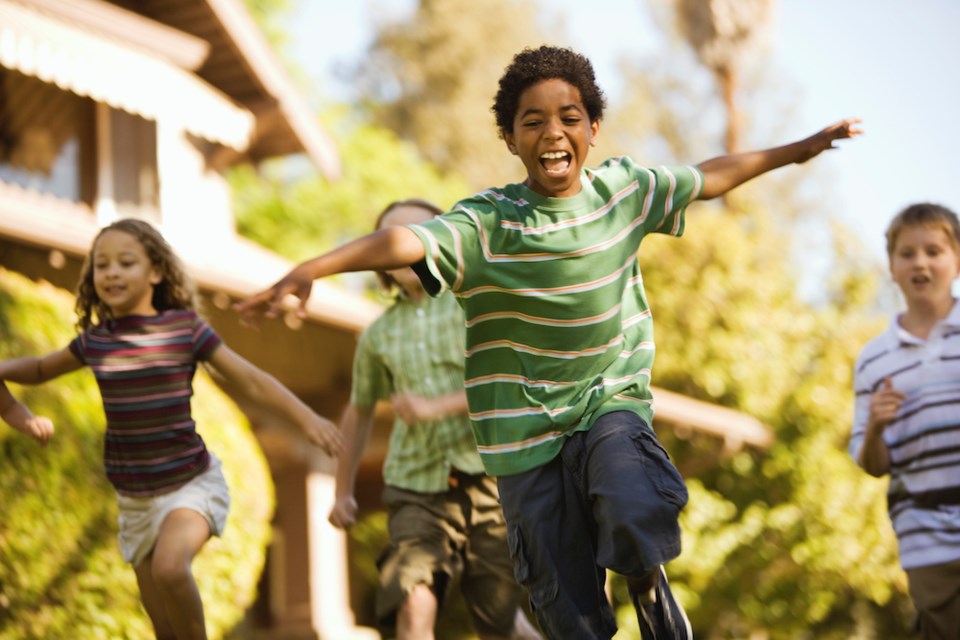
top-left (632, 429), bottom-right (689, 510)
top-left (506, 523), bottom-right (558, 611)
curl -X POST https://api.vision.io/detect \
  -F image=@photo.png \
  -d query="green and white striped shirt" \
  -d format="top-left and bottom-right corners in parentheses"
top-left (351, 290), bottom-right (484, 492)
top-left (409, 157), bottom-right (703, 476)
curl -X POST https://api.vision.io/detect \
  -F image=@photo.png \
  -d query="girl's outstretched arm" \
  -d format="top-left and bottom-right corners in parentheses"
top-left (696, 118), bottom-right (863, 200)
top-left (0, 348), bottom-right (83, 384)
top-left (0, 381), bottom-right (54, 445)
top-left (234, 225), bottom-right (426, 325)
top-left (205, 344), bottom-right (343, 455)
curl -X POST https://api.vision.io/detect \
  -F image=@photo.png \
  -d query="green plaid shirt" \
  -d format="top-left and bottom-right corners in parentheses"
top-left (351, 290), bottom-right (484, 492)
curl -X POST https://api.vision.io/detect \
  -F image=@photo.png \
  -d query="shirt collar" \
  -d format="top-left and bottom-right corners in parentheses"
top-left (886, 298), bottom-right (960, 345)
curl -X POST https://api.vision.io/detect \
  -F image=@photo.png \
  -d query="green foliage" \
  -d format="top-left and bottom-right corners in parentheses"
top-left (231, 112), bottom-right (470, 265)
top-left (627, 209), bottom-right (914, 638)
top-left (354, 0), bottom-right (549, 190)
top-left (0, 269), bottom-right (274, 639)
top-left (239, 0), bottom-right (293, 52)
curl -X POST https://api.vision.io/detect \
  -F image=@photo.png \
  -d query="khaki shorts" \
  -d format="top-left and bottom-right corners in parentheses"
top-left (907, 557), bottom-right (960, 639)
top-left (116, 454), bottom-right (230, 567)
top-left (376, 472), bottom-right (523, 636)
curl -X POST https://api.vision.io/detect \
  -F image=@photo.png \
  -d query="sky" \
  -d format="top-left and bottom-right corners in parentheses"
top-left (283, 0), bottom-right (960, 269)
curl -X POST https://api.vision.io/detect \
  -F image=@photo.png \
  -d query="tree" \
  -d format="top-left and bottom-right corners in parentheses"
top-left (666, 0), bottom-right (775, 153)
top-left (353, 0), bottom-right (553, 190)
top-left (231, 109), bottom-right (470, 271)
top-left (631, 209), bottom-right (911, 639)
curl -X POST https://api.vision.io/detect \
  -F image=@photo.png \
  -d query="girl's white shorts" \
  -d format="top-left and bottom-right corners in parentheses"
top-left (116, 453), bottom-right (231, 567)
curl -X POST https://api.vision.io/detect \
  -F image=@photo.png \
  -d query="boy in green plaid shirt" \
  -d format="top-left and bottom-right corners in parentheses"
top-left (327, 200), bottom-right (540, 639)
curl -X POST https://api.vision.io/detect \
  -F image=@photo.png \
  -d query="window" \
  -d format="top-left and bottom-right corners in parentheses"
top-left (108, 108), bottom-right (159, 220)
top-left (0, 69), bottom-right (95, 204)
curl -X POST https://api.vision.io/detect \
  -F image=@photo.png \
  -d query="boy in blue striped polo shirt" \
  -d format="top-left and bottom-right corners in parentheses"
top-left (238, 45), bottom-right (861, 640)
top-left (850, 202), bottom-right (960, 639)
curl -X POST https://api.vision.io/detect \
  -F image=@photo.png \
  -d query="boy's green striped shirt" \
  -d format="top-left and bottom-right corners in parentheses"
top-left (409, 157), bottom-right (703, 477)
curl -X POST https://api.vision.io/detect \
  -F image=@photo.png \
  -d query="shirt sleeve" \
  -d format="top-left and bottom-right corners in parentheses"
top-left (191, 313), bottom-right (223, 361)
top-left (625, 159), bottom-right (703, 239)
top-left (350, 325), bottom-right (392, 409)
top-left (407, 206), bottom-right (479, 297)
top-left (67, 333), bottom-right (86, 363)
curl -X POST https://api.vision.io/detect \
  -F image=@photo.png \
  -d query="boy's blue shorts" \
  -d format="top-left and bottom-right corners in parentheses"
top-left (497, 410), bottom-right (688, 639)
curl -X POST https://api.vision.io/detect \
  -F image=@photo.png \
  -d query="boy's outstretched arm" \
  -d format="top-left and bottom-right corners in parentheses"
top-left (697, 118), bottom-right (863, 200)
top-left (234, 226), bottom-right (427, 325)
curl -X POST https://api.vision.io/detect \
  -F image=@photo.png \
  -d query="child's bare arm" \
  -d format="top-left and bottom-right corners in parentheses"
top-left (391, 390), bottom-right (468, 425)
top-left (234, 226), bottom-right (427, 325)
top-left (858, 378), bottom-right (905, 476)
top-left (328, 403), bottom-right (376, 530)
top-left (697, 118), bottom-right (863, 200)
top-left (0, 348), bottom-right (83, 384)
top-left (0, 381), bottom-right (54, 444)
top-left (206, 344), bottom-right (343, 455)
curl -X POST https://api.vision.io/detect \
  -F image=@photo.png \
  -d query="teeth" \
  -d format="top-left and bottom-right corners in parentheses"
top-left (540, 151), bottom-right (568, 159)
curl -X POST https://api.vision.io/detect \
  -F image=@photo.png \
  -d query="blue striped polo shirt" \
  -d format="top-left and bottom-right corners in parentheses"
top-left (850, 300), bottom-right (960, 569)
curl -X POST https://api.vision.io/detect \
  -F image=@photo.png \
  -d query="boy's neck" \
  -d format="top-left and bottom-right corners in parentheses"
top-left (900, 297), bottom-right (957, 339)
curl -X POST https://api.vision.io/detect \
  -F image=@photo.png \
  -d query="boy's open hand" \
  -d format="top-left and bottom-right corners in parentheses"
top-left (868, 377), bottom-right (906, 431)
top-left (795, 118), bottom-right (863, 164)
top-left (233, 263), bottom-right (315, 328)
top-left (23, 415), bottom-right (54, 445)
top-left (302, 414), bottom-right (343, 456)
top-left (391, 392), bottom-right (440, 425)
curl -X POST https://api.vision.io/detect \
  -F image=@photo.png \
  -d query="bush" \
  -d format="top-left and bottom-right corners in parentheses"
top-left (0, 269), bottom-right (274, 639)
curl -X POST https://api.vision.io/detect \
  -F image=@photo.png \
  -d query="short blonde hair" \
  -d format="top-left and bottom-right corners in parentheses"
top-left (885, 202), bottom-right (960, 259)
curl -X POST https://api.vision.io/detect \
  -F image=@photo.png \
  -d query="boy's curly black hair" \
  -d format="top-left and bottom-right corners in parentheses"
top-left (492, 45), bottom-right (607, 136)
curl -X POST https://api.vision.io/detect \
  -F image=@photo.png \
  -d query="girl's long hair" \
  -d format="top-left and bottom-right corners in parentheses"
top-left (373, 198), bottom-right (443, 295)
top-left (75, 218), bottom-right (198, 330)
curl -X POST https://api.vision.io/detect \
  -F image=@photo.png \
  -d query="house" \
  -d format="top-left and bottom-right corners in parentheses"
top-left (0, 0), bottom-right (771, 638)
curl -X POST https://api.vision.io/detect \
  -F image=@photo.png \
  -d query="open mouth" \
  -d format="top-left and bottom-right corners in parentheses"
top-left (539, 150), bottom-right (571, 175)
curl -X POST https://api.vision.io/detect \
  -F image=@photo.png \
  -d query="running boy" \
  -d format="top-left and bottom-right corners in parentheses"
top-left (237, 45), bottom-right (861, 640)
top-left (849, 203), bottom-right (960, 640)
top-left (328, 199), bottom-right (540, 639)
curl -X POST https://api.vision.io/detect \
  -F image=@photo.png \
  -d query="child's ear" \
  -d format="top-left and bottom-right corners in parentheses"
top-left (149, 269), bottom-right (163, 286)
top-left (503, 130), bottom-right (518, 155)
top-left (589, 119), bottom-right (601, 147)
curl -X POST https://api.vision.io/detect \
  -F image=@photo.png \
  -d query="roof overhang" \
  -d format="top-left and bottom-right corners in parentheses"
top-left (0, 184), bottom-right (382, 331)
top-left (202, 0), bottom-right (341, 179)
top-left (0, 0), bottom-right (254, 150)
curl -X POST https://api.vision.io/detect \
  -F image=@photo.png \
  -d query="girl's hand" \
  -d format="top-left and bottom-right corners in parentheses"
top-left (302, 414), bottom-right (343, 456)
top-left (23, 415), bottom-right (54, 445)
top-left (867, 377), bottom-right (906, 431)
